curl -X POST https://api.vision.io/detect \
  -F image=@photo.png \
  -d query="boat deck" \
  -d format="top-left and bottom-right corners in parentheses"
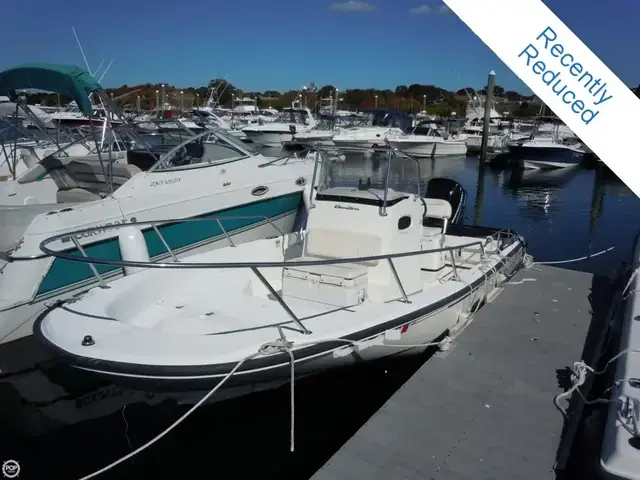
top-left (310, 265), bottom-right (615, 480)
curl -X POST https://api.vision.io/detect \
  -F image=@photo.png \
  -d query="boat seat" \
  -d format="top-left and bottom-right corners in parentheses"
top-left (423, 198), bottom-right (452, 232)
top-left (305, 227), bottom-right (382, 267)
top-left (285, 256), bottom-right (369, 280)
top-left (49, 160), bottom-right (141, 203)
top-left (56, 188), bottom-right (102, 203)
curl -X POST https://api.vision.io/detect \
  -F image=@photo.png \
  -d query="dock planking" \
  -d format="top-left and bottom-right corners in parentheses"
top-left (310, 265), bottom-right (615, 480)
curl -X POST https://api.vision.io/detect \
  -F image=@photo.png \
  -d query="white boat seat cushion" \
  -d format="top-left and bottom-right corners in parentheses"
top-left (305, 228), bottom-right (381, 267)
top-left (424, 198), bottom-right (452, 220)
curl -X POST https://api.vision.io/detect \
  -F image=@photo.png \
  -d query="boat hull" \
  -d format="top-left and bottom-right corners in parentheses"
top-left (289, 134), bottom-right (335, 148)
top-left (332, 138), bottom-right (385, 149)
top-left (34, 226), bottom-right (526, 399)
top-left (388, 140), bottom-right (467, 158)
top-left (507, 145), bottom-right (586, 168)
top-left (466, 135), bottom-right (506, 154)
top-left (600, 231), bottom-right (640, 480)
top-left (0, 209), bottom-right (301, 436)
top-left (242, 131), bottom-right (294, 148)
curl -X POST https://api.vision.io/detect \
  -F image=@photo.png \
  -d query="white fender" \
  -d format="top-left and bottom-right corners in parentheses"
top-left (118, 226), bottom-right (150, 276)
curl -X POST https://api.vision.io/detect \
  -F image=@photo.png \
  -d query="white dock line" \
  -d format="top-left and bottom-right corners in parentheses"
top-left (531, 246), bottom-right (615, 266)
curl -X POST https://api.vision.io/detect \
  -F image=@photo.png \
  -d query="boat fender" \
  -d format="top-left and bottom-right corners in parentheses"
top-left (118, 226), bottom-right (150, 276)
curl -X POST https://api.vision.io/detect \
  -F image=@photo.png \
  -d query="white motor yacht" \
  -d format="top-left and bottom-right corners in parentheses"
top-left (242, 108), bottom-right (316, 147)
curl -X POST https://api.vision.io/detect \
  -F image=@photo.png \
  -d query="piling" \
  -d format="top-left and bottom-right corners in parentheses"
top-left (473, 165), bottom-right (485, 226)
top-left (160, 84), bottom-right (166, 117)
top-left (136, 95), bottom-right (141, 112)
top-left (480, 70), bottom-right (495, 162)
top-left (155, 90), bottom-right (160, 118)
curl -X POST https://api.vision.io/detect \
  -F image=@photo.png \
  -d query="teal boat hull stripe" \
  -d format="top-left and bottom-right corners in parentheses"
top-left (36, 191), bottom-right (302, 296)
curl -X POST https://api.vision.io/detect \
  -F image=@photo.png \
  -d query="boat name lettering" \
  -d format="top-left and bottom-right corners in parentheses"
top-left (75, 385), bottom-right (124, 409)
top-left (61, 217), bottom-right (137, 242)
top-left (150, 178), bottom-right (181, 187)
top-left (334, 205), bottom-right (359, 211)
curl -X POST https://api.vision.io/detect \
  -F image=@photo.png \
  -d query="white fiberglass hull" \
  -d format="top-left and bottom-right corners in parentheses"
top-left (388, 139), bottom-right (467, 158)
top-left (0, 213), bottom-right (299, 436)
top-left (332, 138), bottom-right (386, 149)
top-left (600, 231), bottom-right (640, 480)
top-left (0, 178), bottom-right (60, 206)
top-left (465, 135), bottom-right (506, 154)
top-left (35, 228), bottom-right (525, 399)
top-left (243, 131), bottom-right (294, 148)
top-left (289, 132), bottom-right (335, 148)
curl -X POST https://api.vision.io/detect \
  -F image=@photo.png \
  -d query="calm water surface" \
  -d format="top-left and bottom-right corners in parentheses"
top-left (2, 150), bottom-right (638, 479)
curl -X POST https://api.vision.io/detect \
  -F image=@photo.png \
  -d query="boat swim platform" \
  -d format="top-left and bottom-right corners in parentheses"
top-left (310, 264), bottom-right (617, 480)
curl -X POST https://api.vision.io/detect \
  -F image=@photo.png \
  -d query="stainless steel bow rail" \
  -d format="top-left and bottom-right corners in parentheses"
top-left (39, 217), bottom-right (522, 336)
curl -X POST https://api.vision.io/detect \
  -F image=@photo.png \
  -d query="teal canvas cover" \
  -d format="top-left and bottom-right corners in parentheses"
top-left (0, 63), bottom-right (102, 116)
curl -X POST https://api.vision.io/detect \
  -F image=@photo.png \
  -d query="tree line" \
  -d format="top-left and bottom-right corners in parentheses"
top-left (25, 80), bottom-right (640, 118)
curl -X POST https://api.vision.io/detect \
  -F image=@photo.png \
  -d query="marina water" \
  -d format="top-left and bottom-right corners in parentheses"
top-left (1, 151), bottom-right (637, 479)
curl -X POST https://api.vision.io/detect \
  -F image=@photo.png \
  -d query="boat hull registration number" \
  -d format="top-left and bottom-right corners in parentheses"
top-left (150, 178), bottom-right (181, 187)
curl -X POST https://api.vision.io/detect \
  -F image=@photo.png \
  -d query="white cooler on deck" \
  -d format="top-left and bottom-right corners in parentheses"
top-left (282, 259), bottom-right (368, 307)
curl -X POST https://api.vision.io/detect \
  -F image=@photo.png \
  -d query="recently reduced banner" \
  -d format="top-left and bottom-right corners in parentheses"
top-left (444, 0), bottom-right (640, 197)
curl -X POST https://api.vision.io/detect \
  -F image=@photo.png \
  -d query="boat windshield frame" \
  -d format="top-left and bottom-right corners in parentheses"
top-left (314, 146), bottom-right (422, 214)
top-left (148, 125), bottom-right (257, 173)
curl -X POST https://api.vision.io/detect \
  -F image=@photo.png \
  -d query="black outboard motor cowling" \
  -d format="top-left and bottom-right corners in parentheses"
top-left (424, 177), bottom-right (467, 226)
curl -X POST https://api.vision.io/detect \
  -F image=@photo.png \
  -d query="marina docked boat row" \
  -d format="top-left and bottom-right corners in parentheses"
top-left (0, 63), bottom-right (635, 480)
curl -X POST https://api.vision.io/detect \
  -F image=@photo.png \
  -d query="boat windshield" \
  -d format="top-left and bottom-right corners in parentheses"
top-left (359, 110), bottom-right (413, 130)
top-left (276, 110), bottom-right (310, 125)
top-left (316, 148), bottom-right (421, 199)
top-left (151, 127), bottom-right (255, 172)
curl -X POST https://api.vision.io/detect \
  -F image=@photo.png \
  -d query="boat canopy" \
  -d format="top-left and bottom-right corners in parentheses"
top-left (0, 63), bottom-right (102, 116)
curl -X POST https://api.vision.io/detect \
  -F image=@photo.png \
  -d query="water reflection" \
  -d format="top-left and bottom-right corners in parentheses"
top-left (501, 165), bottom-right (581, 219)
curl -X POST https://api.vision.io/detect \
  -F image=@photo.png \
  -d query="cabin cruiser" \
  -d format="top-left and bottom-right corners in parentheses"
top-left (332, 109), bottom-right (413, 148)
top-left (287, 114), bottom-right (363, 148)
top-left (507, 119), bottom-right (586, 169)
top-left (0, 78), bottom-right (131, 206)
top-left (35, 148), bottom-right (526, 400)
top-left (387, 121), bottom-right (467, 158)
top-left (0, 64), bottom-right (317, 427)
top-left (242, 108), bottom-right (316, 147)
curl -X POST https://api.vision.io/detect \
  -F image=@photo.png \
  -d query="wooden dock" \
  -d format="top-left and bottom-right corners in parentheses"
top-left (310, 265), bottom-right (616, 480)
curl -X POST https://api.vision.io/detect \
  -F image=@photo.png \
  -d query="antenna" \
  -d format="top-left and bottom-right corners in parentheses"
top-left (93, 60), bottom-right (105, 78)
top-left (97, 61), bottom-right (113, 83)
top-left (72, 26), bottom-right (92, 75)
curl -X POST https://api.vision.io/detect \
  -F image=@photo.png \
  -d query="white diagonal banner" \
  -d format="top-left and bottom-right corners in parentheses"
top-left (444, 0), bottom-right (640, 197)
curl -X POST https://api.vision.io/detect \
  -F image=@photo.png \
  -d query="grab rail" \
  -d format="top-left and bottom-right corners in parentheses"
top-left (39, 217), bottom-right (521, 336)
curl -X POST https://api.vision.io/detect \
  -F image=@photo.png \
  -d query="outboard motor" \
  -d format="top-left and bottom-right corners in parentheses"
top-left (424, 177), bottom-right (466, 225)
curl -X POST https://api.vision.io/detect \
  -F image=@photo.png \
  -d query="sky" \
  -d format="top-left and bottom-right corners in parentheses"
top-left (2, 0), bottom-right (638, 93)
